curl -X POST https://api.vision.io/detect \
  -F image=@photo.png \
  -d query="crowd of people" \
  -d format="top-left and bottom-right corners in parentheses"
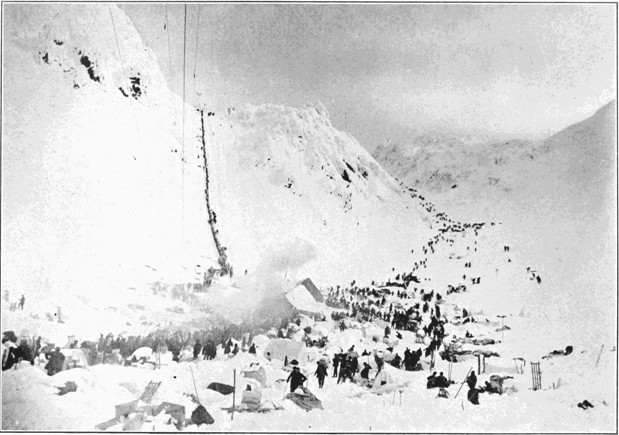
top-left (326, 283), bottom-right (446, 333)
top-left (2, 317), bottom-right (299, 375)
top-left (3, 189), bottom-right (514, 412)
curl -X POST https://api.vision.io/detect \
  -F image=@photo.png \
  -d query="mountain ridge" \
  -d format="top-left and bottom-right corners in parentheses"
top-left (1, 4), bottom-right (437, 301)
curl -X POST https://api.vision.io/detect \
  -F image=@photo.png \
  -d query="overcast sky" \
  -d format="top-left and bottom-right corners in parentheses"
top-left (121, 3), bottom-right (616, 150)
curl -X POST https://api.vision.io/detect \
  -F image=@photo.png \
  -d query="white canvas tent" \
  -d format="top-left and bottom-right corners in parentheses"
top-left (263, 338), bottom-right (311, 363)
top-left (296, 278), bottom-right (324, 302)
top-left (285, 285), bottom-right (325, 319)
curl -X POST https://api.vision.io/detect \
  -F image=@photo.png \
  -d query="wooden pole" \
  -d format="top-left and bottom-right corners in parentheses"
top-left (231, 369), bottom-right (236, 421)
top-left (190, 365), bottom-right (201, 405)
top-left (595, 344), bottom-right (605, 367)
top-left (454, 367), bottom-right (472, 399)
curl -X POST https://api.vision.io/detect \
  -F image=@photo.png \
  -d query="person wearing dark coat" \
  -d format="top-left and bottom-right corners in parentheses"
top-left (426, 371), bottom-right (437, 389)
top-left (467, 371), bottom-right (477, 389)
top-left (350, 356), bottom-right (359, 378)
top-left (248, 344), bottom-right (256, 354)
top-left (332, 354), bottom-right (340, 377)
top-left (436, 372), bottom-right (449, 388)
top-left (193, 341), bottom-right (202, 359)
top-left (391, 353), bottom-right (402, 368)
top-left (287, 366), bottom-right (307, 392)
top-left (202, 340), bottom-right (212, 360)
top-left (467, 387), bottom-right (480, 405)
top-left (360, 362), bottom-right (371, 379)
top-left (45, 347), bottom-right (65, 376)
top-left (17, 340), bottom-right (32, 365)
top-left (315, 361), bottom-right (328, 388)
top-left (338, 357), bottom-right (351, 384)
top-left (405, 348), bottom-right (416, 370)
top-left (232, 343), bottom-right (239, 356)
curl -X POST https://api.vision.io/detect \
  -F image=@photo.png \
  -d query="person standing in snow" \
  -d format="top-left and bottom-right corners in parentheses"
top-left (193, 341), bottom-right (202, 359)
top-left (360, 362), bottom-right (371, 379)
top-left (467, 370), bottom-right (477, 389)
top-left (45, 347), bottom-right (65, 376)
top-left (350, 356), bottom-right (359, 379)
top-left (337, 357), bottom-right (351, 384)
top-left (287, 366), bottom-right (307, 392)
top-left (315, 360), bottom-right (328, 388)
top-left (19, 294), bottom-right (25, 310)
top-left (332, 354), bottom-right (340, 378)
top-left (391, 353), bottom-right (402, 369)
top-left (374, 351), bottom-right (384, 373)
top-left (426, 371), bottom-right (437, 389)
top-left (248, 343), bottom-right (256, 354)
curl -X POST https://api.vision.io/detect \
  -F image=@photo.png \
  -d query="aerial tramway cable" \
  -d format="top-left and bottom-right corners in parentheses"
top-left (181, 4), bottom-right (188, 244)
top-left (192, 5), bottom-right (202, 98)
top-left (165, 5), bottom-right (173, 87)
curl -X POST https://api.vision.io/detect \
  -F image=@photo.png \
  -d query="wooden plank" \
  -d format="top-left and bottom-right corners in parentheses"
top-left (95, 418), bottom-right (119, 431)
top-left (139, 381), bottom-right (161, 404)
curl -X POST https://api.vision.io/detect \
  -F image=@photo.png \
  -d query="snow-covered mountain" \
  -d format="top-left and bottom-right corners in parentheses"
top-left (1, 4), bottom-right (434, 307)
top-left (1, 6), bottom-right (616, 432)
top-left (373, 100), bottom-right (616, 211)
top-left (203, 102), bottom-right (435, 286)
top-left (374, 101), bottom-right (618, 345)
top-left (2, 4), bottom-right (217, 306)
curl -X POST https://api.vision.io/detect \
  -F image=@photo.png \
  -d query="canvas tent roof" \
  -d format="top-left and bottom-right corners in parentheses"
top-left (263, 339), bottom-right (309, 363)
top-left (286, 285), bottom-right (325, 319)
top-left (297, 278), bottom-right (324, 303)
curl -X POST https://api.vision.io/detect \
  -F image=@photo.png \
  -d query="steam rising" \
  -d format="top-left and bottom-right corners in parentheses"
top-left (204, 238), bottom-right (318, 326)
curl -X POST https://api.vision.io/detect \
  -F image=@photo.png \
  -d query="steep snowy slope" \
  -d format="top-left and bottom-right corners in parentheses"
top-left (2, 4), bottom-right (434, 309)
top-left (374, 101), bottom-right (618, 345)
top-left (1, 4), bottom-right (220, 304)
top-left (203, 103), bottom-right (433, 286)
